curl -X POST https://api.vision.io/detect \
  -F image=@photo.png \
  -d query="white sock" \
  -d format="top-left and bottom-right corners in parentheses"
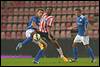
top-left (56, 48), bottom-right (64, 58)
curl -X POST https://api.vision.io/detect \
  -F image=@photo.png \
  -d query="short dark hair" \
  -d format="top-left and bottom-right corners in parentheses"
top-left (36, 8), bottom-right (44, 12)
top-left (75, 8), bottom-right (81, 12)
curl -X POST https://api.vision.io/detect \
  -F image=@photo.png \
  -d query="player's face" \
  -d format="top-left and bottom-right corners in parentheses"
top-left (75, 11), bottom-right (81, 16)
top-left (37, 10), bottom-right (44, 18)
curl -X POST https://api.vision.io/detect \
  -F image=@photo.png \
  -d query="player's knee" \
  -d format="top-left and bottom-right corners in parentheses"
top-left (39, 41), bottom-right (47, 50)
top-left (43, 42), bottom-right (47, 49)
top-left (39, 43), bottom-right (46, 50)
top-left (84, 45), bottom-right (90, 48)
top-left (72, 43), bottom-right (77, 48)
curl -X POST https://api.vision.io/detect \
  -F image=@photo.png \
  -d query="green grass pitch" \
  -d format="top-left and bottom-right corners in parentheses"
top-left (1, 57), bottom-right (99, 66)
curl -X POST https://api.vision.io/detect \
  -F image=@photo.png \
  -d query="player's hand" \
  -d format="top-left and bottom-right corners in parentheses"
top-left (84, 30), bottom-right (88, 36)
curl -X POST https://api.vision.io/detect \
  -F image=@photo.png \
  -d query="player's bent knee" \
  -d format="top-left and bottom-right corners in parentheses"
top-left (38, 43), bottom-right (44, 50)
top-left (38, 43), bottom-right (47, 50)
top-left (42, 43), bottom-right (47, 49)
top-left (39, 40), bottom-right (47, 50)
top-left (84, 45), bottom-right (90, 48)
top-left (72, 43), bottom-right (77, 48)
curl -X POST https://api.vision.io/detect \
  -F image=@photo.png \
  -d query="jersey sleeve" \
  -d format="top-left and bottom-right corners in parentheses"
top-left (27, 16), bottom-right (37, 29)
top-left (47, 16), bottom-right (55, 27)
top-left (31, 16), bottom-right (37, 23)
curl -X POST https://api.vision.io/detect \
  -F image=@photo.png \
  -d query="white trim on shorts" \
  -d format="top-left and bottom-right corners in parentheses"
top-left (73, 34), bottom-right (89, 45)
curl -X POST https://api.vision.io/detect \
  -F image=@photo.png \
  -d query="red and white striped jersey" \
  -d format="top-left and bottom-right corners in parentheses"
top-left (39, 13), bottom-right (54, 33)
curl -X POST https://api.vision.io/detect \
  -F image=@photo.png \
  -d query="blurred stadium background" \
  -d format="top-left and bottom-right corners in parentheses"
top-left (1, 1), bottom-right (99, 58)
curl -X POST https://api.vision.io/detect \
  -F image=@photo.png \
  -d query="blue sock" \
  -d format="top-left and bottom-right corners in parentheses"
top-left (22, 37), bottom-right (32, 45)
top-left (87, 48), bottom-right (95, 60)
top-left (34, 49), bottom-right (44, 62)
top-left (73, 47), bottom-right (78, 60)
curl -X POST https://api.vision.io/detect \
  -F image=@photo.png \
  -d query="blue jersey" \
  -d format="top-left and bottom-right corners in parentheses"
top-left (76, 15), bottom-right (89, 36)
top-left (27, 16), bottom-right (40, 29)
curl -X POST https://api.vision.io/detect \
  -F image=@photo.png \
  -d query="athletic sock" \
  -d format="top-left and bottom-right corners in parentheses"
top-left (34, 49), bottom-right (44, 62)
top-left (87, 48), bottom-right (95, 60)
top-left (73, 47), bottom-right (78, 60)
top-left (57, 48), bottom-right (64, 57)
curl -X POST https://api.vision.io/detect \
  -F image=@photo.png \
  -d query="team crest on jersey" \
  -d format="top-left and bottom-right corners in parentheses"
top-left (80, 19), bottom-right (82, 21)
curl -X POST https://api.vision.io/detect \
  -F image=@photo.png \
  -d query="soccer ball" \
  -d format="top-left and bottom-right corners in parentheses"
top-left (68, 59), bottom-right (72, 63)
top-left (33, 33), bottom-right (41, 41)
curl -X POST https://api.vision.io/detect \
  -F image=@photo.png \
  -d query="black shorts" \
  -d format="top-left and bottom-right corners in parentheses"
top-left (38, 32), bottom-right (55, 41)
top-left (38, 32), bottom-right (49, 40)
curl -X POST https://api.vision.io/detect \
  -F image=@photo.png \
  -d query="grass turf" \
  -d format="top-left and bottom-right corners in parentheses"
top-left (1, 57), bottom-right (99, 66)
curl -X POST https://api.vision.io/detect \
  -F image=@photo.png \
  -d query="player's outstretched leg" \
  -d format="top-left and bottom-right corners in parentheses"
top-left (56, 45), bottom-right (69, 62)
top-left (16, 36), bottom-right (32, 50)
top-left (85, 45), bottom-right (96, 63)
top-left (49, 34), bottom-right (69, 62)
top-left (33, 39), bottom-right (47, 64)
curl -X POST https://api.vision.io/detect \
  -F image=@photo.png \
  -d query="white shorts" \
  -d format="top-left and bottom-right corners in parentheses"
top-left (73, 34), bottom-right (89, 45)
top-left (25, 29), bottom-right (35, 38)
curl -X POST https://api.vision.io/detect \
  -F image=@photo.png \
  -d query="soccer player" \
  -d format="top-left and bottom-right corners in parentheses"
top-left (33, 8), bottom-right (69, 63)
top-left (16, 9), bottom-right (44, 50)
top-left (16, 8), bottom-right (48, 64)
top-left (69, 8), bottom-right (96, 63)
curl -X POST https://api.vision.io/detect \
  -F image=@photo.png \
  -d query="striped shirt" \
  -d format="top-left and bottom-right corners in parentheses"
top-left (39, 13), bottom-right (54, 33)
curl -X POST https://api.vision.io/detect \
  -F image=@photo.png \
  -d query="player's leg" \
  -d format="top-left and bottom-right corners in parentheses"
top-left (72, 35), bottom-right (81, 62)
top-left (82, 36), bottom-right (95, 63)
top-left (85, 45), bottom-right (96, 63)
top-left (16, 29), bottom-right (35, 50)
top-left (48, 34), bottom-right (68, 62)
top-left (33, 36), bottom-right (47, 64)
top-left (72, 42), bottom-right (78, 62)
top-left (16, 37), bottom-right (32, 50)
